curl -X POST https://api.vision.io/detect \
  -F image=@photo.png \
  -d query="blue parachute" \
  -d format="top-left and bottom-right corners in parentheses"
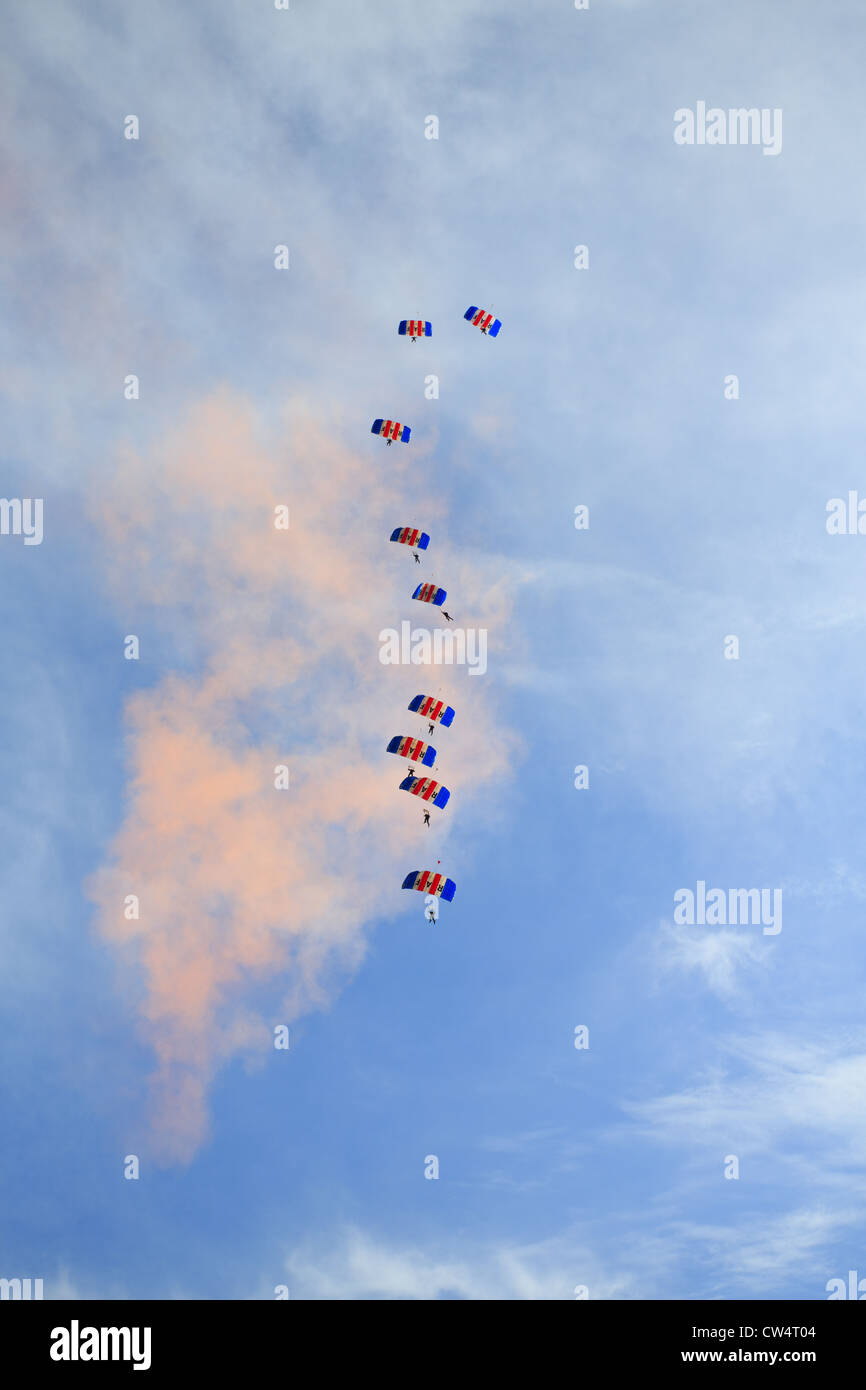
top-left (464, 306), bottom-right (501, 337)
top-left (386, 735), bottom-right (436, 767)
top-left (399, 774), bottom-right (450, 810)
top-left (402, 869), bottom-right (456, 902)
top-left (399, 320), bottom-right (432, 340)
top-left (390, 527), bottom-right (430, 550)
top-left (372, 418), bottom-right (411, 444)
top-left (408, 694), bottom-right (455, 728)
top-left (412, 582), bottom-right (446, 607)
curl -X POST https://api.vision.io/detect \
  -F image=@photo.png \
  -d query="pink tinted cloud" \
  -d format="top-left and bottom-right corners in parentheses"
top-left (87, 389), bottom-right (518, 1162)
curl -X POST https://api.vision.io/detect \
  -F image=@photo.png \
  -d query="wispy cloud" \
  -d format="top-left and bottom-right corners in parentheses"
top-left (282, 1226), bottom-right (634, 1301)
top-left (655, 918), bottom-right (772, 998)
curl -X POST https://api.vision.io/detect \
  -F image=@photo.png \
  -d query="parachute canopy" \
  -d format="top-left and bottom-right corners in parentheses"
top-left (387, 735), bottom-right (436, 767)
top-left (464, 306), bottom-right (501, 337)
top-left (402, 870), bottom-right (456, 902)
top-left (399, 320), bottom-right (432, 338)
top-left (390, 527), bottom-right (430, 550)
top-left (412, 581), bottom-right (446, 607)
top-left (372, 418), bottom-right (411, 443)
top-left (409, 694), bottom-right (455, 728)
top-left (399, 774), bottom-right (450, 809)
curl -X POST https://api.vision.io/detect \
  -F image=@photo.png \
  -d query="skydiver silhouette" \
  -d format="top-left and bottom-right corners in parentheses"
top-left (442, 611), bottom-right (454, 622)
top-left (428, 722), bottom-right (435, 736)
top-left (413, 551), bottom-right (421, 563)
top-left (423, 810), bottom-right (431, 826)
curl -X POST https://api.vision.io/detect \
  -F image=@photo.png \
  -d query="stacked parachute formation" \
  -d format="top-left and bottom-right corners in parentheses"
top-left (374, 306), bottom-right (502, 920)
top-left (391, 687), bottom-right (455, 922)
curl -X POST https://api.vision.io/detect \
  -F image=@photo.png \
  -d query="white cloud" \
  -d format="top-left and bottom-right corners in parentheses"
top-left (283, 1226), bottom-right (635, 1301)
top-left (656, 918), bottom-right (771, 998)
top-left (628, 1032), bottom-right (866, 1172)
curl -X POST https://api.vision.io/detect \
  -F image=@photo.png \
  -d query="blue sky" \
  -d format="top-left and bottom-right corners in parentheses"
top-left (2, 0), bottom-right (866, 1299)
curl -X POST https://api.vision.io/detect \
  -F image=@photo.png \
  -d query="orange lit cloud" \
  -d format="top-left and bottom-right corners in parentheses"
top-left (86, 389), bottom-right (517, 1162)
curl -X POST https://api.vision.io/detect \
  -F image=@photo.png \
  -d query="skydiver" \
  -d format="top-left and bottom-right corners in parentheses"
top-left (423, 810), bottom-right (431, 826)
top-left (413, 551), bottom-right (421, 563)
top-left (442, 611), bottom-right (454, 622)
top-left (428, 722), bottom-right (435, 736)
top-left (386, 438), bottom-right (392, 446)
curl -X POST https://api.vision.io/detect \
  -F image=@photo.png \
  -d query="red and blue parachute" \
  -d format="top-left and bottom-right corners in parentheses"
top-left (412, 581), bottom-right (446, 607)
top-left (399, 774), bottom-right (450, 809)
top-left (409, 694), bottom-right (455, 728)
top-left (464, 306), bottom-right (501, 337)
top-left (399, 320), bottom-right (432, 340)
top-left (387, 735), bottom-right (436, 767)
top-left (372, 418), bottom-right (411, 444)
top-left (402, 869), bottom-right (456, 901)
top-left (390, 527), bottom-right (430, 550)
